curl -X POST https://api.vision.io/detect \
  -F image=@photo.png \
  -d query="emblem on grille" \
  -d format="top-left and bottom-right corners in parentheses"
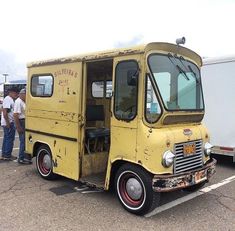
top-left (183, 129), bottom-right (192, 136)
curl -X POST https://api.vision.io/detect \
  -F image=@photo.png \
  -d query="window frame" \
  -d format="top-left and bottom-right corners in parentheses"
top-left (31, 74), bottom-right (54, 97)
top-left (113, 60), bottom-right (139, 121)
top-left (144, 74), bottom-right (163, 124)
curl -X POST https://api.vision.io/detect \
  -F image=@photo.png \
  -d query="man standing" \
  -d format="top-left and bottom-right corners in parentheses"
top-left (0, 88), bottom-right (18, 161)
top-left (14, 88), bottom-right (30, 164)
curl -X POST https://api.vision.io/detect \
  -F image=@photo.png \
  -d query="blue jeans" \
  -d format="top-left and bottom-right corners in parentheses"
top-left (18, 119), bottom-right (25, 161)
top-left (1, 123), bottom-right (16, 158)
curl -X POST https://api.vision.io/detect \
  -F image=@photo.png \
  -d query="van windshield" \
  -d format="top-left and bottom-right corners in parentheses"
top-left (148, 54), bottom-right (204, 111)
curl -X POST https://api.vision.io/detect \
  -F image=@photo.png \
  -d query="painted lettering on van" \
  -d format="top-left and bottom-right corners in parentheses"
top-left (54, 69), bottom-right (78, 78)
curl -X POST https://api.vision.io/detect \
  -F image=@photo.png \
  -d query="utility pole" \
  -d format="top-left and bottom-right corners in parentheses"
top-left (2, 73), bottom-right (8, 83)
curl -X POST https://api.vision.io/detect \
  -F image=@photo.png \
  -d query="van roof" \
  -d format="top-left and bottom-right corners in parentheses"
top-left (203, 55), bottom-right (235, 65)
top-left (27, 42), bottom-right (202, 68)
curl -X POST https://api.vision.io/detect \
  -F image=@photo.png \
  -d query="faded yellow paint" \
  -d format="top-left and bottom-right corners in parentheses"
top-left (26, 42), bottom-right (209, 190)
top-left (26, 62), bottom-right (82, 180)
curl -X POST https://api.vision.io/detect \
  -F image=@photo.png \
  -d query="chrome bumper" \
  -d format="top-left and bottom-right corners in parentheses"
top-left (152, 158), bottom-right (217, 192)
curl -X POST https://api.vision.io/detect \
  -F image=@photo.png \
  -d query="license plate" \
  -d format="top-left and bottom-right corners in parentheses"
top-left (183, 143), bottom-right (196, 156)
top-left (195, 170), bottom-right (207, 183)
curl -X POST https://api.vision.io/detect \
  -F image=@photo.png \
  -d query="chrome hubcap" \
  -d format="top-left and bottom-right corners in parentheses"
top-left (43, 154), bottom-right (51, 169)
top-left (126, 178), bottom-right (143, 200)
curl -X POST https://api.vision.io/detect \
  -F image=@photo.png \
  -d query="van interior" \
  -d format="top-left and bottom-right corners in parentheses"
top-left (81, 59), bottom-right (113, 186)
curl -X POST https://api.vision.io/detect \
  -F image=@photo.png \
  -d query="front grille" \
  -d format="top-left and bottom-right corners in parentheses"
top-left (174, 140), bottom-right (203, 174)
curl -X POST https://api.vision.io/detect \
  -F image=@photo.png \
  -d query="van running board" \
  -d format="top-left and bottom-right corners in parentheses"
top-left (79, 172), bottom-right (106, 190)
top-left (74, 185), bottom-right (104, 194)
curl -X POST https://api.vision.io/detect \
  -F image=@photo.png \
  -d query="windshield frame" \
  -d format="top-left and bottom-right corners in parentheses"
top-left (147, 53), bottom-right (205, 112)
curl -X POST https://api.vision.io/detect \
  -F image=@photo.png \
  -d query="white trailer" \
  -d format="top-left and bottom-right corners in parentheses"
top-left (201, 56), bottom-right (235, 162)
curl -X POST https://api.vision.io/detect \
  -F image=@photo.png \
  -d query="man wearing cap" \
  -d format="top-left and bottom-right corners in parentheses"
top-left (14, 88), bottom-right (30, 164)
top-left (0, 87), bottom-right (18, 161)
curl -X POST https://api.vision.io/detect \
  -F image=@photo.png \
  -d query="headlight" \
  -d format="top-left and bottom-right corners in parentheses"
top-left (204, 142), bottom-right (213, 156)
top-left (162, 150), bottom-right (175, 167)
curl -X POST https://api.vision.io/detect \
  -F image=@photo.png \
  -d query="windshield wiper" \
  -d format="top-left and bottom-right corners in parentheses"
top-left (179, 56), bottom-right (198, 82)
top-left (168, 53), bottom-right (189, 80)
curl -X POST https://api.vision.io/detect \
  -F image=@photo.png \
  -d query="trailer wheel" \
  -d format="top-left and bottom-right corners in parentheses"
top-left (36, 145), bottom-right (56, 180)
top-left (183, 181), bottom-right (206, 192)
top-left (115, 164), bottom-right (160, 215)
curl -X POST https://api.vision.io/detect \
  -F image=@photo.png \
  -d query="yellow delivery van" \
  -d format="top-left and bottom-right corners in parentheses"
top-left (25, 40), bottom-right (216, 215)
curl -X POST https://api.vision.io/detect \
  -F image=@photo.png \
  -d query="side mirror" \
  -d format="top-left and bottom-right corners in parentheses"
top-left (127, 69), bottom-right (139, 86)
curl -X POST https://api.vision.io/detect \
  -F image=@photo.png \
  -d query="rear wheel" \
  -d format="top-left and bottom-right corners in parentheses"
top-left (115, 164), bottom-right (160, 215)
top-left (36, 145), bottom-right (56, 180)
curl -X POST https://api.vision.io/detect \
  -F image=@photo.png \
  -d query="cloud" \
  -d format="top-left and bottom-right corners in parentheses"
top-left (114, 35), bottom-right (144, 48)
top-left (0, 50), bottom-right (26, 83)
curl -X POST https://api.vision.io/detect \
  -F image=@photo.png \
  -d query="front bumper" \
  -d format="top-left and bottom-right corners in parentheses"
top-left (152, 158), bottom-right (217, 192)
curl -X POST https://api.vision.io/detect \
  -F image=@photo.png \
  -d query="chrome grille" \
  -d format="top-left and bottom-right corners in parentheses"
top-left (174, 140), bottom-right (203, 174)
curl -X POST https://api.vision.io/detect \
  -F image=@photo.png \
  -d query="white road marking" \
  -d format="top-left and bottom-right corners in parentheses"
top-left (146, 175), bottom-right (235, 218)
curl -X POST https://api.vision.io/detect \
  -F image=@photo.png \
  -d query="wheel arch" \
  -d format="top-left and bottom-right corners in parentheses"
top-left (108, 159), bottom-right (153, 190)
top-left (33, 141), bottom-right (51, 157)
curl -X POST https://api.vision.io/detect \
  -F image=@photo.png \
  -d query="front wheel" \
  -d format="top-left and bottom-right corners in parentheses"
top-left (36, 145), bottom-right (57, 180)
top-left (115, 164), bottom-right (160, 215)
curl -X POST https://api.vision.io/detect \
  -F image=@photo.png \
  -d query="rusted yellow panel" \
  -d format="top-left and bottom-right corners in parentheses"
top-left (26, 61), bottom-right (82, 180)
top-left (27, 42), bottom-right (201, 68)
top-left (136, 123), bottom-right (209, 175)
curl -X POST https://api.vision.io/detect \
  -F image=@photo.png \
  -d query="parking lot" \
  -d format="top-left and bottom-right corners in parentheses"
top-left (0, 128), bottom-right (234, 231)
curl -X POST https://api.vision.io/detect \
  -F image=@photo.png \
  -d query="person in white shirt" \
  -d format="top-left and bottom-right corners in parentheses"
top-left (0, 88), bottom-right (18, 161)
top-left (14, 88), bottom-right (30, 164)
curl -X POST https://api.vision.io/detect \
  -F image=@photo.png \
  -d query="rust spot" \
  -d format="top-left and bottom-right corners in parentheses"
top-left (54, 140), bottom-right (56, 147)
top-left (166, 140), bottom-right (171, 148)
top-left (53, 158), bottom-right (58, 167)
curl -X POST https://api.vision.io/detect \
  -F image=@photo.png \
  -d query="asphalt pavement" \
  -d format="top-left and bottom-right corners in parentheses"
top-left (0, 129), bottom-right (234, 231)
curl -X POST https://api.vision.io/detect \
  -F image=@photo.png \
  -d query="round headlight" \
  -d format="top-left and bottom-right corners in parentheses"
top-left (204, 142), bottom-right (213, 156)
top-left (162, 150), bottom-right (175, 167)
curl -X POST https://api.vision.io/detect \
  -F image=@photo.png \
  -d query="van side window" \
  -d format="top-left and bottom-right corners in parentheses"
top-left (114, 60), bottom-right (139, 120)
top-left (92, 81), bottom-right (104, 98)
top-left (92, 81), bottom-right (113, 98)
top-left (31, 75), bottom-right (53, 97)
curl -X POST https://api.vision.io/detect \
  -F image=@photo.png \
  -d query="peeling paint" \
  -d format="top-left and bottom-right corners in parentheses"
top-left (27, 45), bottom-right (145, 67)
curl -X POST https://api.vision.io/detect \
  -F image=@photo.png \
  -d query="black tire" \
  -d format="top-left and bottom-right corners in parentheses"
top-left (115, 164), bottom-right (160, 215)
top-left (36, 145), bottom-right (57, 180)
top-left (183, 181), bottom-right (206, 192)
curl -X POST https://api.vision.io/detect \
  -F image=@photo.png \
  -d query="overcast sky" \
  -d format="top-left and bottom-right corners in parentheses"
top-left (0, 0), bottom-right (235, 79)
